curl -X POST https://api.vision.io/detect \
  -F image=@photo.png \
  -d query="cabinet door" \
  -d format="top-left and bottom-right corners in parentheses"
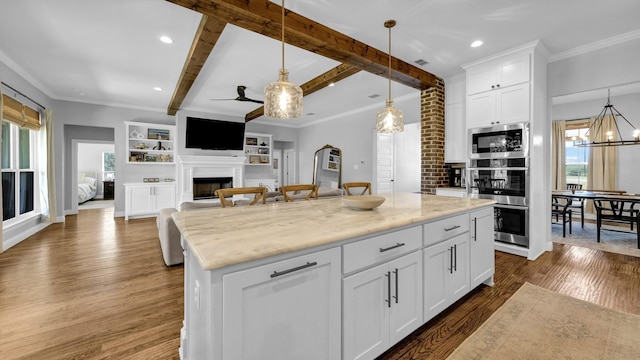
top-left (222, 247), bottom-right (341, 360)
top-left (423, 240), bottom-right (451, 322)
top-left (343, 263), bottom-right (389, 360)
top-left (470, 207), bottom-right (495, 288)
top-left (444, 101), bottom-right (466, 163)
top-left (154, 184), bottom-right (176, 210)
top-left (466, 91), bottom-right (495, 129)
top-left (127, 185), bottom-right (154, 215)
top-left (496, 54), bottom-right (530, 88)
top-left (388, 251), bottom-right (423, 345)
top-left (496, 83), bottom-right (530, 125)
top-left (466, 63), bottom-right (497, 95)
top-left (448, 234), bottom-right (470, 304)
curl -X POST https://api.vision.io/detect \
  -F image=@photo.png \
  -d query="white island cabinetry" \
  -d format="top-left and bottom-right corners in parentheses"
top-left (470, 207), bottom-right (495, 288)
top-left (173, 193), bottom-right (495, 360)
top-left (222, 247), bottom-right (341, 360)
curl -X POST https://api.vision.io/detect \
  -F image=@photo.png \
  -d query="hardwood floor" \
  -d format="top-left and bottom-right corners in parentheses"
top-left (1, 208), bottom-right (639, 360)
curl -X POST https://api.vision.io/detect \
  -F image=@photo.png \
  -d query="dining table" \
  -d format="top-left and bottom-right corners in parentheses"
top-left (551, 190), bottom-right (640, 248)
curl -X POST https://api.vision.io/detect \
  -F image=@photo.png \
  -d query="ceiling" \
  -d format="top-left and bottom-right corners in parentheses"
top-left (1, 0), bottom-right (639, 127)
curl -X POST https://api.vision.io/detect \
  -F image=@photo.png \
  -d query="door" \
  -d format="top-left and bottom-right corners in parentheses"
top-left (448, 234), bottom-right (470, 303)
top-left (376, 133), bottom-right (394, 194)
top-left (388, 251), bottom-right (423, 344)
top-left (422, 240), bottom-right (450, 322)
top-left (343, 263), bottom-right (389, 360)
top-left (470, 207), bottom-right (495, 288)
top-left (496, 83), bottom-right (530, 125)
top-left (222, 248), bottom-right (341, 360)
top-left (273, 150), bottom-right (282, 188)
top-left (154, 184), bottom-right (176, 210)
top-left (284, 149), bottom-right (296, 186)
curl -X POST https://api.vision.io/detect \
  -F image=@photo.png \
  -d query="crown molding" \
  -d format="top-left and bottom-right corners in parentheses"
top-left (549, 29), bottom-right (640, 63)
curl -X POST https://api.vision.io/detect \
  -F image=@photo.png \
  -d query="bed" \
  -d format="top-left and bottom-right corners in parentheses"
top-left (78, 171), bottom-right (98, 204)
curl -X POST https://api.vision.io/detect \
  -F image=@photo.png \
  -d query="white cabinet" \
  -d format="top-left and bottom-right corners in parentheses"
top-left (435, 188), bottom-right (466, 198)
top-left (466, 53), bottom-right (530, 95)
top-left (343, 251), bottom-right (422, 360)
top-left (244, 132), bottom-right (272, 166)
top-left (423, 233), bottom-right (469, 322)
top-left (464, 51), bottom-right (532, 129)
top-left (222, 247), bottom-right (341, 360)
top-left (124, 183), bottom-right (176, 220)
top-left (470, 207), bottom-right (495, 288)
top-left (125, 121), bottom-right (175, 164)
top-left (444, 74), bottom-right (466, 163)
top-left (466, 82), bottom-right (530, 128)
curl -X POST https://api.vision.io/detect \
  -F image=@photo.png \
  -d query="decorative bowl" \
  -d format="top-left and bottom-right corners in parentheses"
top-left (342, 195), bottom-right (385, 210)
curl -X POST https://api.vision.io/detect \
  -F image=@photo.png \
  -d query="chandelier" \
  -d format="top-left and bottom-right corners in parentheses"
top-left (574, 89), bottom-right (640, 147)
top-left (376, 20), bottom-right (404, 133)
top-left (264, 0), bottom-right (303, 119)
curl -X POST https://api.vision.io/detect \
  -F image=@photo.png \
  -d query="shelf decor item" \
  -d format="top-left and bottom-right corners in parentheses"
top-left (148, 128), bottom-right (170, 140)
top-left (246, 137), bottom-right (258, 146)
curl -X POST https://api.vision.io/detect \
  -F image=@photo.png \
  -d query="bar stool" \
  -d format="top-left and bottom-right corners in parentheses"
top-left (343, 182), bottom-right (372, 196)
top-left (279, 184), bottom-right (319, 202)
top-left (214, 187), bottom-right (267, 208)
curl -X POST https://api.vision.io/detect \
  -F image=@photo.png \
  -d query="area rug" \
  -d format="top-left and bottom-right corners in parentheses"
top-left (446, 283), bottom-right (640, 360)
top-left (552, 222), bottom-right (640, 258)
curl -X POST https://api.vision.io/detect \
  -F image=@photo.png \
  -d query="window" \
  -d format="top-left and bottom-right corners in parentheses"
top-left (2, 120), bottom-right (38, 222)
top-left (565, 123), bottom-right (590, 188)
top-left (103, 152), bottom-right (115, 181)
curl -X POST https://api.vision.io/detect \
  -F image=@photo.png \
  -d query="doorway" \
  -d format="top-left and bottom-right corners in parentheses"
top-left (74, 141), bottom-right (115, 212)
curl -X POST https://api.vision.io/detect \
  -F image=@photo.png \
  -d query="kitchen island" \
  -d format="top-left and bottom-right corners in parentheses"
top-left (172, 192), bottom-right (495, 360)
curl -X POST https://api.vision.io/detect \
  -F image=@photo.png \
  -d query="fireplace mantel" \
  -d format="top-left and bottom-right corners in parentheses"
top-left (177, 155), bottom-right (246, 204)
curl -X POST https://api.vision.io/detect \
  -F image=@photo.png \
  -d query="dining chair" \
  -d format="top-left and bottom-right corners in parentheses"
top-left (551, 195), bottom-right (573, 237)
top-left (342, 182), bottom-right (372, 196)
top-left (593, 199), bottom-right (640, 248)
top-left (279, 184), bottom-right (319, 202)
top-left (566, 183), bottom-right (585, 228)
top-left (214, 186), bottom-right (267, 208)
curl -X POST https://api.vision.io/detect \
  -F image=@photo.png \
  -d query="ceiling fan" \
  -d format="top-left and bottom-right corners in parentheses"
top-left (209, 85), bottom-right (264, 104)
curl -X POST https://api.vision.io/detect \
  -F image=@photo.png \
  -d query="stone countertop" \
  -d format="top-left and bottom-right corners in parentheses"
top-left (172, 192), bottom-right (495, 271)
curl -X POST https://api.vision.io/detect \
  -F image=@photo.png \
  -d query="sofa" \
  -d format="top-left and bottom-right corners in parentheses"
top-left (156, 186), bottom-right (344, 266)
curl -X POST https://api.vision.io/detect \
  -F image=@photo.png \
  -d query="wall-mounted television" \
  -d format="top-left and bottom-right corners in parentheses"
top-left (185, 117), bottom-right (246, 150)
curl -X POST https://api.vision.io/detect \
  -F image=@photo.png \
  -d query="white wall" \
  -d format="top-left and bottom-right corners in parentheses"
top-left (549, 37), bottom-right (640, 195)
top-left (552, 93), bottom-right (640, 194)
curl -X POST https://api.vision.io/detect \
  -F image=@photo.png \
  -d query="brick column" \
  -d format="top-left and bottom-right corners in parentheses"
top-left (420, 77), bottom-right (448, 194)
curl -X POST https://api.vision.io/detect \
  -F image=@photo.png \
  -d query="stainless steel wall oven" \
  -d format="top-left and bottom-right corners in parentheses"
top-left (468, 122), bottom-right (530, 248)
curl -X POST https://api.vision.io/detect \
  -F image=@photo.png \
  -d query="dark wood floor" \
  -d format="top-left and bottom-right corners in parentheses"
top-left (1, 208), bottom-right (639, 360)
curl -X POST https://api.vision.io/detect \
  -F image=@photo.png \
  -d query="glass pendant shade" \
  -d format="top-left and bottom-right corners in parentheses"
top-left (264, 69), bottom-right (303, 119)
top-left (376, 99), bottom-right (404, 133)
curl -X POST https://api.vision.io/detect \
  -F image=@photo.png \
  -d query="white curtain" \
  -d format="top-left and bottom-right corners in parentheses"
top-left (586, 115), bottom-right (618, 213)
top-left (38, 109), bottom-right (56, 222)
top-left (551, 120), bottom-right (566, 190)
top-left (0, 90), bottom-right (4, 252)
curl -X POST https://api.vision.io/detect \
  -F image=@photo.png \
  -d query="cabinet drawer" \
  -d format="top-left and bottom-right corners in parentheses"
top-left (343, 226), bottom-right (422, 274)
top-left (423, 214), bottom-right (469, 247)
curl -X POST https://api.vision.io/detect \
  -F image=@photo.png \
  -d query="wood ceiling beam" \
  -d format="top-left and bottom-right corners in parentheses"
top-left (245, 63), bottom-right (361, 122)
top-left (167, 15), bottom-right (227, 115)
top-left (166, 0), bottom-right (437, 91)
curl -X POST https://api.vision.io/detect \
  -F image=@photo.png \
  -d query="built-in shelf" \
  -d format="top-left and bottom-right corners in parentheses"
top-left (125, 121), bottom-right (176, 164)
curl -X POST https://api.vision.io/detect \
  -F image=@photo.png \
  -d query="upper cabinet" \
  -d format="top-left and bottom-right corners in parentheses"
top-left (466, 53), bottom-right (530, 95)
top-left (464, 50), bottom-right (533, 129)
top-left (444, 74), bottom-right (467, 163)
top-left (244, 132), bottom-right (272, 166)
top-left (125, 121), bottom-right (176, 164)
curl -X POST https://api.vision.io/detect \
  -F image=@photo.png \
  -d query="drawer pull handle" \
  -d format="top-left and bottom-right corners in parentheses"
top-left (385, 271), bottom-right (391, 308)
top-left (270, 261), bottom-right (318, 278)
top-left (379, 242), bottom-right (406, 253)
top-left (444, 225), bottom-right (461, 232)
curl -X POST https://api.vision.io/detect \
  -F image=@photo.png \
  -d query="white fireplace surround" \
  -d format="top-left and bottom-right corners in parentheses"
top-left (178, 155), bottom-right (246, 203)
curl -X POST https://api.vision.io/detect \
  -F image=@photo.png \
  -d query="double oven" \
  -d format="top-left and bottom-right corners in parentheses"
top-left (467, 123), bottom-right (530, 248)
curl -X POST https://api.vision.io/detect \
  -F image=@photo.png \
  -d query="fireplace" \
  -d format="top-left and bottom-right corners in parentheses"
top-left (193, 177), bottom-right (233, 200)
top-left (178, 155), bottom-right (246, 203)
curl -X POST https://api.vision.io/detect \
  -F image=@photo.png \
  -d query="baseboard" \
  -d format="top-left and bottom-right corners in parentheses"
top-left (3, 222), bottom-right (50, 251)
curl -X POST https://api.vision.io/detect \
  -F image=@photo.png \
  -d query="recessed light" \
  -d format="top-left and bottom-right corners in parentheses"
top-left (153, 87), bottom-right (163, 91)
top-left (328, 83), bottom-right (335, 87)
top-left (471, 40), bottom-right (483, 48)
top-left (160, 36), bottom-right (173, 44)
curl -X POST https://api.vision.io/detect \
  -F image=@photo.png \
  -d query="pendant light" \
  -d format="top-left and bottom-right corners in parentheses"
top-left (574, 89), bottom-right (640, 147)
top-left (264, 0), bottom-right (303, 119)
top-left (376, 19), bottom-right (404, 133)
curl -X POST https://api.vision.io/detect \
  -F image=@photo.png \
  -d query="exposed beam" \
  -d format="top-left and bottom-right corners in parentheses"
top-left (167, 15), bottom-right (227, 115)
top-left (245, 63), bottom-right (361, 122)
top-left (167, 0), bottom-right (437, 90)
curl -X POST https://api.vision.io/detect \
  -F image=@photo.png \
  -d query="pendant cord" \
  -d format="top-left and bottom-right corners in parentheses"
top-left (281, 0), bottom-right (285, 71)
top-left (388, 25), bottom-right (391, 101)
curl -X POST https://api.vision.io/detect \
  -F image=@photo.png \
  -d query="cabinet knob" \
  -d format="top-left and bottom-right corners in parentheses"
top-left (491, 85), bottom-right (495, 89)
top-left (496, 84), bottom-right (500, 88)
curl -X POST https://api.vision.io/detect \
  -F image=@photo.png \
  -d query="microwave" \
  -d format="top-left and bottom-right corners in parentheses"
top-left (468, 122), bottom-right (529, 159)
